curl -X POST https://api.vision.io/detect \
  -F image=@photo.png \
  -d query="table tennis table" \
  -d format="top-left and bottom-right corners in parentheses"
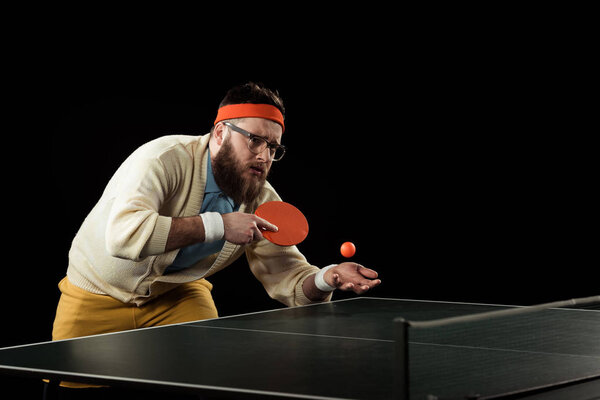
top-left (0, 297), bottom-right (599, 399)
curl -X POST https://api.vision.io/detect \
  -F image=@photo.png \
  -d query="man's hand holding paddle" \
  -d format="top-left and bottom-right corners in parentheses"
top-left (221, 212), bottom-right (278, 245)
top-left (221, 200), bottom-right (307, 246)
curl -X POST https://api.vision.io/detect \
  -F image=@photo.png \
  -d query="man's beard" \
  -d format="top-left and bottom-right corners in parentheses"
top-left (212, 138), bottom-right (268, 206)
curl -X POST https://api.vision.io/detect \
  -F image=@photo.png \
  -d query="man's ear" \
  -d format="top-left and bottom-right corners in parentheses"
top-left (213, 122), bottom-right (227, 146)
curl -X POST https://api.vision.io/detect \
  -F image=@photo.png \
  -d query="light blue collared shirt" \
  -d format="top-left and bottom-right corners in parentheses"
top-left (165, 152), bottom-right (239, 273)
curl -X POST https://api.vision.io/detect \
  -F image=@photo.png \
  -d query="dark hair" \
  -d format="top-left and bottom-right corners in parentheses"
top-left (219, 82), bottom-right (285, 119)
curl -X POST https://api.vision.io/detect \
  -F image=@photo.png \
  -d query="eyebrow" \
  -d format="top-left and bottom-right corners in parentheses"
top-left (230, 123), bottom-right (281, 145)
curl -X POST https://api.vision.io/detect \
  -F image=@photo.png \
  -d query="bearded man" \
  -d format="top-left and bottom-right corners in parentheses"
top-left (52, 83), bottom-right (381, 348)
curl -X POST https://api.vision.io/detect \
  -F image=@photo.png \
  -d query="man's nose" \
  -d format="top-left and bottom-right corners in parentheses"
top-left (255, 146), bottom-right (272, 162)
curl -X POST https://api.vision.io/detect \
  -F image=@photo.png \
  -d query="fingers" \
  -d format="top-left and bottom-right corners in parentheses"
top-left (250, 225), bottom-right (264, 243)
top-left (250, 216), bottom-right (279, 244)
top-left (222, 213), bottom-right (275, 245)
top-left (255, 216), bottom-right (278, 232)
top-left (336, 281), bottom-right (374, 294)
top-left (331, 266), bottom-right (382, 295)
top-left (341, 278), bottom-right (381, 294)
top-left (358, 265), bottom-right (379, 279)
top-left (333, 275), bottom-right (358, 292)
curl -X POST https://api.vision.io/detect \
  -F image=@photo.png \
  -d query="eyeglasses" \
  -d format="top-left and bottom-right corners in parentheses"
top-left (223, 121), bottom-right (287, 162)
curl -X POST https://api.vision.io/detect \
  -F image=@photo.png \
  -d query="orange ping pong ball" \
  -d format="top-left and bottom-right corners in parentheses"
top-left (340, 241), bottom-right (356, 258)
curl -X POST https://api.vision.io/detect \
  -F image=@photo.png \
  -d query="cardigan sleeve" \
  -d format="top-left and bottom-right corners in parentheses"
top-left (105, 154), bottom-right (175, 261)
top-left (245, 241), bottom-right (332, 307)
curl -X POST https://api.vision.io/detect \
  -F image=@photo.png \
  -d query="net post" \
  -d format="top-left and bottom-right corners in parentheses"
top-left (393, 317), bottom-right (410, 400)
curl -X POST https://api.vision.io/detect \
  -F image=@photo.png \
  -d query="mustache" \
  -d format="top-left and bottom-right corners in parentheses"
top-left (247, 162), bottom-right (268, 175)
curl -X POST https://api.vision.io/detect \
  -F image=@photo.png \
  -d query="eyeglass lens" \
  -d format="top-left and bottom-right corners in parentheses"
top-left (248, 137), bottom-right (285, 161)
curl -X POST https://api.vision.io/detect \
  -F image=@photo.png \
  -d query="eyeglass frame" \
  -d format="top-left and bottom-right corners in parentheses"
top-left (223, 121), bottom-right (287, 161)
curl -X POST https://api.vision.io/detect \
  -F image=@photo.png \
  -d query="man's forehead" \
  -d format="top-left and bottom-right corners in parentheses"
top-left (237, 118), bottom-right (283, 141)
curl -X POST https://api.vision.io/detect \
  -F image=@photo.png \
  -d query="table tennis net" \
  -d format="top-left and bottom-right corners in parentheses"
top-left (393, 295), bottom-right (600, 400)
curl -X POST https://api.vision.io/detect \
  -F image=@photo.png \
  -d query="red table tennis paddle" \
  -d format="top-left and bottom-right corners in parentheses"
top-left (255, 201), bottom-right (309, 246)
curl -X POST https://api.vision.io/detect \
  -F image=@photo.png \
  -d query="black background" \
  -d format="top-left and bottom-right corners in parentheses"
top-left (3, 34), bottom-right (596, 355)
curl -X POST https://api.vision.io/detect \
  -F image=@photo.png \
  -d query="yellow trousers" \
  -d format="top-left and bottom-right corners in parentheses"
top-left (51, 277), bottom-right (218, 388)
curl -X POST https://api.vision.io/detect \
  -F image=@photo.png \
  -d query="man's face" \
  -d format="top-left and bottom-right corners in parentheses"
top-left (212, 118), bottom-right (283, 205)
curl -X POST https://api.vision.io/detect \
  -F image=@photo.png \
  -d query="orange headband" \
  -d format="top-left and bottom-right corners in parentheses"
top-left (214, 103), bottom-right (285, 132)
